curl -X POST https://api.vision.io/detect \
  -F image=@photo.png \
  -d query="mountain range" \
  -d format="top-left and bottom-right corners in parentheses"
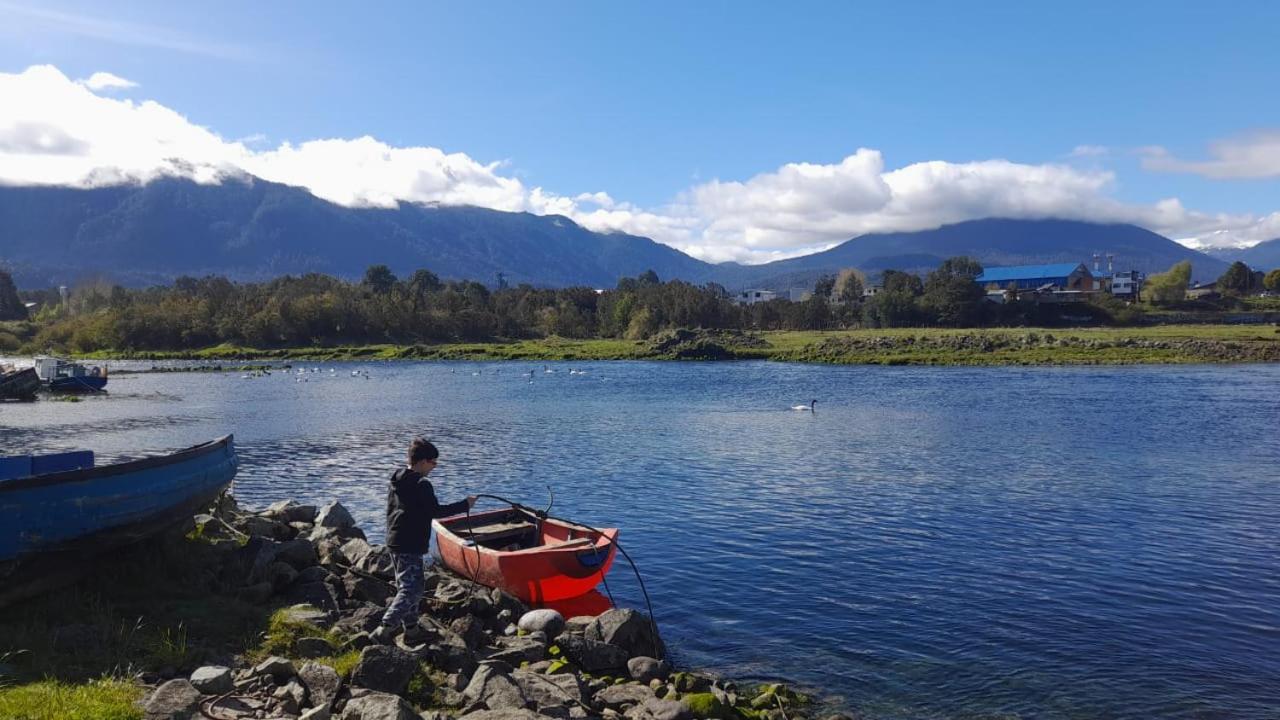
top-left (0, 175), bottom-right (1243, 290)
top-left (1207, 238), bottom-right (1280, 271)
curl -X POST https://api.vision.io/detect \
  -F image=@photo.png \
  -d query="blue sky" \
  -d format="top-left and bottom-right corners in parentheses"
top-left (2, 0), bottom-right (1279, 261)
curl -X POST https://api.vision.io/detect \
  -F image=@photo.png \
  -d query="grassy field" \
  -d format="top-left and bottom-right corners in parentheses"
top-left (71, 324), bottom-right (1280, 366)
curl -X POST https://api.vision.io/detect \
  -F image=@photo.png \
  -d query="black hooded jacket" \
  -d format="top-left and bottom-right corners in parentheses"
top-left (385, 467), bottom-right (469, 554)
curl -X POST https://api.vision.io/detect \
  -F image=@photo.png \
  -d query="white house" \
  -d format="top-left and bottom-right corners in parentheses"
top-left (735, 289), bottom-right (777, 306)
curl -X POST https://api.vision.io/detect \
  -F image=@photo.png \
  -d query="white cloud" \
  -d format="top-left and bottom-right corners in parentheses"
top-left (1140, 130), bottom-right (1280, 179)
top-left (2, 64), bottom-right (1279, 264)
top-left (78, 71), bottom-right (137, 91)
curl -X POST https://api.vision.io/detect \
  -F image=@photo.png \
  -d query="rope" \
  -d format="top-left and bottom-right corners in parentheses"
top-left (461, 491), bottom-right (663, 660)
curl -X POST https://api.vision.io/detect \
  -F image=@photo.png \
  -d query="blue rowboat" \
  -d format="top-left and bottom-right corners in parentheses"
top-left (0, 435), bottom-right (239, 606)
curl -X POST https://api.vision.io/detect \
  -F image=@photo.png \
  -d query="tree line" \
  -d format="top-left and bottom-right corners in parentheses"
top-left (6, 255), bottom-right (1277, 353)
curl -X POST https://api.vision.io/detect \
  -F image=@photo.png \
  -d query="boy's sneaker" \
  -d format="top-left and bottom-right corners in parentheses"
top-left (402, 621), bottom-right (433, 646)
top-left (370, 624), bottom-right (397, 645)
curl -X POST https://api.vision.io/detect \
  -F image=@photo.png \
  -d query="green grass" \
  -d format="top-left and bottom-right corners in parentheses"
top-left (0, 679), bottom-right (144, 720)
top-left (250, 607), bottom-right (346, 662)
top-left (64, 324), bottom-right (1280, 366)
top-left (0, 532), bottom-right (275, 714)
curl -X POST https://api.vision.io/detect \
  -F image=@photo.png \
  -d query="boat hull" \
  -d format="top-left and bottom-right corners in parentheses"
top-left (0, 368), bottom-right (39, 400)
top-left (46, 375), bottom-right (108, 393)
top-left (0, 436), bottom-right (238, 606)
top-left (434, 508), bottom-right (618, 603)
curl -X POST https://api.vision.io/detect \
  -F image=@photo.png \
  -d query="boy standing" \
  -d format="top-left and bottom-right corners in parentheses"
top-left (373, 438), bottom-right (476, 644)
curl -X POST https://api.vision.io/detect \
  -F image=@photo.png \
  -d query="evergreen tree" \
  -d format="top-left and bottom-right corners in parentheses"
top-left (0, 271), bottom-right (27, 321)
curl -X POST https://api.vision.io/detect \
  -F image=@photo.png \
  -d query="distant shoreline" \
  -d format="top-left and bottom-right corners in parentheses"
top-left (74, 325), bottom-right (1280, 367)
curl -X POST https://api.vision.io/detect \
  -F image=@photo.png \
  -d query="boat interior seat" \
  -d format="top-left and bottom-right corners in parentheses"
top-left (463, 520), bottom-right (537, 546)
top-left (537, 537), bottom-right (596, 551)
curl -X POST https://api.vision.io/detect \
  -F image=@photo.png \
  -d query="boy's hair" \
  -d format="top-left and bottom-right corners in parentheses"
top-left (408, 438), bottom-right (439, 465)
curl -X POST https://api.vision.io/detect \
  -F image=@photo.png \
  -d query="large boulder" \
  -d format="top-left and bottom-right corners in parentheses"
top-left (340, 692), bottom-right (418, 720)
top-left (556, 634), bottom-right (629, 674)
top-left (420, 636), bottom-right (479, 677)
top-left (517, 609), bottom-right (565, 639)
top-left (585, 609), bottom-right (664, 660)
top-left (189, 665), bottom-right (232, 694)
top-left (595, 684), bottom-right (655, 711)
top-left (627, 657), bottom-right (671, 683)
top-left (350, 645), bottom-right (418, 695)
top-left (511, 669), bottom-right (586, 710)
top-left (298, 661), bottom-right (341, 710)
top-left (631, 698), bottom-right (694, 720)
top-left (276, 538), bottom-right (320, 569)
top-left (252, 656), bottom-right (297, 683)
top-left (280, 580), bottom-right (343, 613)
top-left (463, 664), bottom-right (531, 711)
top-left (316, 501), bottom-right (356, 530)
top-left (485, 635), bottom-right (546, 665)
top-left (345, 573), bottom-right (394, 606)
top-left (142, 679), bottom-right (202, 720)
top-left (264, 500), bottom-right (318, 524)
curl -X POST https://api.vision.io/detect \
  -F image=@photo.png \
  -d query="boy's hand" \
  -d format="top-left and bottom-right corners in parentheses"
top-left (466, 495), bottom-right (478, 509)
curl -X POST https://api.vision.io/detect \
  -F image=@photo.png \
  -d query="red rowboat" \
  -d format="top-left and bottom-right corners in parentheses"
top-left (432, 506), bottom-right (618, 603)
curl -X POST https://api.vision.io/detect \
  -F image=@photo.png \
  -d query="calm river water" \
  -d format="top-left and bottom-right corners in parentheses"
top-left (2, 360), bottom-right (1279, 719)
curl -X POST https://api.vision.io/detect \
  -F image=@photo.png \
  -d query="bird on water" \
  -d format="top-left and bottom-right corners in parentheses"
top-left (791, 399), bottom-right (816, 412)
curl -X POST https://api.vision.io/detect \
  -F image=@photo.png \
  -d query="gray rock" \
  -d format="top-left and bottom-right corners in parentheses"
top-left (564, 616), bottom-right (595, 635)
top-left (297, 565), bottom-right (334, 585)
top-left (511, 669), bottom-right (586, 709)
top-left (296, 636), bottom-right (337, 658)
top-left (456, 710), bottom-right (543, 720)
top-left (339, 691), bottom-right (418, 720)
top-left (265, 500), bottom-right (319, 524)
top-left (252, 655), bottom-right (296, 682)
top-left (463, 664), bottom-right (531, 710)
top-left (517, 609), bottom-right (566, 639)
top-left (273, 679), bottom-right (307, 715)
top-left (627, 657), bottom-right (671, 684)
top-left (450, 614), bottom-right (488, 649)
top-left (585, 609), bottom-right (664, 660)
top-left (345, 574), bottom-right (394, 605)
top-left (489, 588), bottom-right (528, 618)
top-left (267, 560), bottom-right (299, 590)
top-left (301, 707), bottom-right (331, 720)
top-left (557, 634), bottom-right (629, 674)
top-left (279, 603), bottom-right (329, 625)
top-left (340, 538), bottom-right (375, 567)
top-left (316, 501), bottom-right (356, 530)
top-left (485, 635), bottom-right (546, 665)
top-left (281, 580), bottom-right (342, 613)
top-left (298, 661), bottom-right (341, 710)
top-left (143, 679), bottom-right (202, 720)
top-left (419, 637), bottom-right (478, 677)
top-left (189, 665), bottom-right (233, 694)
top-left (350, 644), bottom-right (418, 695)
top-left (276, 538), bottom-right (321, 569)
top-left (335, 604), bottom-right (385, 635)
top-left (637, 698), bottom-right (693, 720)
top-left (595, 684), bottom-right (655, 710)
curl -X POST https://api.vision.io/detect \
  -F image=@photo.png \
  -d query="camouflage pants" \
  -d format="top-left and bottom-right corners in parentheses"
top-left (380, 552), bottom-right (425, 628)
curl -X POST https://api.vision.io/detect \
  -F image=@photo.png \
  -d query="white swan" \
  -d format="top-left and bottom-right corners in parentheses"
top-left (791, 399), bottom-right (817, 412)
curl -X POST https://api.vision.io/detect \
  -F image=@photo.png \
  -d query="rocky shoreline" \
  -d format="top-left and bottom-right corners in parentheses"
top-left (127, 495), bottom-right (830, 720)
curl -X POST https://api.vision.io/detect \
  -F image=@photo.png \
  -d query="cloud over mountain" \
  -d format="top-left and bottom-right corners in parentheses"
top-left (2, 64), bottom-right (1279, 263)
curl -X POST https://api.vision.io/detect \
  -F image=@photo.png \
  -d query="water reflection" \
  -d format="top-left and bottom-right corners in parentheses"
top-left (3, 361), bottom-right (1280, 719)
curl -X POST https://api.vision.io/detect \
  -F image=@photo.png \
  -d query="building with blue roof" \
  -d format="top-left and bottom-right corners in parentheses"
top-left (975, 263), bottom-right (1093, 291)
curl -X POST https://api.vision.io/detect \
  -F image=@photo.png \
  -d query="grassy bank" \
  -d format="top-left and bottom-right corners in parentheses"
top-left (73, 324), bottom-right (1280, 366)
